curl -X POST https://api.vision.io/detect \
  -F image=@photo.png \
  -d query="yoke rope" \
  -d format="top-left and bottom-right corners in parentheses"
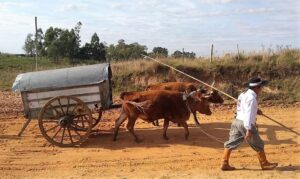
top-left (198, 126), bottom-right (225, 144)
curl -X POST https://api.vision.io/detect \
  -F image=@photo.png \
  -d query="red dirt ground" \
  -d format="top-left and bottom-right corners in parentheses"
top-left (0, 91), bottom-right (299, 178)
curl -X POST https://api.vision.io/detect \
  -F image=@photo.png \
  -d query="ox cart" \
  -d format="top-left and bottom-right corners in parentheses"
top-left (12, 63), bottom-right (120, 147)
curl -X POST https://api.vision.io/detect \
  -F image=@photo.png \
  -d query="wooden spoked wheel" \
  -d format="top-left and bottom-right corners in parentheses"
top-left (38, 96), bottom-right (92, 147)
top-left (73, 107), bottom-right (102, 131)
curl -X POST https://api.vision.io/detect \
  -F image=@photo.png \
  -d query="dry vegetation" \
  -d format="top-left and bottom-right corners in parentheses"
top-left (1, 48), bottom-right (299, 103)
top-left (110, 49), bottom-right (300, 103)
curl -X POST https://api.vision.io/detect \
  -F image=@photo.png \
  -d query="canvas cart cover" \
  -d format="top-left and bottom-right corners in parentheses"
top-left (12, 63), bottom-right (111, 92)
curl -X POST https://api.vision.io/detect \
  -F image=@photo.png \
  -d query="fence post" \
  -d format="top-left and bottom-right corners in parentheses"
top-left (210, 44), bottom-right (213, 63)
top-left (237, 44), bottom-right (240, 61)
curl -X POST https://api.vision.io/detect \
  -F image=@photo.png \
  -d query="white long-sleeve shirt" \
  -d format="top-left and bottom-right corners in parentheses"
top-left (236, 89), bottom-right (258, 130)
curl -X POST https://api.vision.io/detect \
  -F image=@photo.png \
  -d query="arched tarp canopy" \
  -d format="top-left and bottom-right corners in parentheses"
top-left (12, 63), bottom-right (111, 92)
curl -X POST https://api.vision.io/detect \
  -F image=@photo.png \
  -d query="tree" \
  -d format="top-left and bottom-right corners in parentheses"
top-left (24, 22), bottom-right (153, 62)
top-left (106, 44), bottom-right (116, 61)
top-left (23, 28), bottom-right (45, 56)
top-left (36, 28), bottom-right (45, 56)
top-left (77, 33), bottom-right (106, 61)
top-left (44, 27), bottom-right (62, 60)
top-left (172, 50), bottom-right (183, 58)
top-left (106, 40), bottom-right (147, 61)
top-left (70, 21), bottom-right (82, 59)
top-left (172, 50), bottom-right (196, 59)
top-left (90, 33), bottom-right (106, 61)
top-left (43, 22), bottom-right (82, 61)
top-left (152, 47), bottom-right (168, 58)
top-left (184, 51), bottom-right (196, 59)
top-left (23, 33), bottom-right (35, 56)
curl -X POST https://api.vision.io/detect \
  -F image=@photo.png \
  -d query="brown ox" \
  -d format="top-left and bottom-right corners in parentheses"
top-left (114, 90), bottom-right (212, 142)
top-left (146, 82), bottom-right (224, 126)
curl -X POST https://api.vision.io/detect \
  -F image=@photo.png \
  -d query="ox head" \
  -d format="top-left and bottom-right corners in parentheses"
top-left (202, 81), bottom-right (224, 104)
top-left (185, 90), bottom-right (212, 115)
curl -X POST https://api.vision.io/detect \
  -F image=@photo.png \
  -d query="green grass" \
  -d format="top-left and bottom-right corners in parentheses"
top-left (0, 56), bottom-right (72, 90)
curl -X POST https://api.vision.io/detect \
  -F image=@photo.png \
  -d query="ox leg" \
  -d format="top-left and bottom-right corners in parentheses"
top-left (127, 117), bottom-right (142, 143)
top-left (181, 121), bottom-right (190, 140)
top-left (113, 111), bottom-right (128, 141)
top-left (193, 111), bottom-right (201, 126)
top-left (152, 120), bottom-right (159, 127)
top-left (163, 119), bottom-right (170, 140)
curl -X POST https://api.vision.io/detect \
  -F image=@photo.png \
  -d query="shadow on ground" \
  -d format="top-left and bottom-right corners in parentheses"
top-left (82, 122), bottom-right (298, 149)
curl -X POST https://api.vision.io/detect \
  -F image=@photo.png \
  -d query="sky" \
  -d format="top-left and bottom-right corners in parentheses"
top-left (0, 0), bottom-right (299, 56)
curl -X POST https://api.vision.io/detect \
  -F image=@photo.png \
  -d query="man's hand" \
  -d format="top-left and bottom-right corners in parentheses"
top-left (257, 109), bottom-right (263, 115)
top-left (245, 130), bottom-right (252, 141)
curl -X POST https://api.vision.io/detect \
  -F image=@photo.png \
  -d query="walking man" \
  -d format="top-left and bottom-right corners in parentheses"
top-left (221, 77), bottom-right (278, 170)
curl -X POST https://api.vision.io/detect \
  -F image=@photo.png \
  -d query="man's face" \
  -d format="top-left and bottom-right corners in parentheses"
top-left (256, 86), bottom-right (263, 94)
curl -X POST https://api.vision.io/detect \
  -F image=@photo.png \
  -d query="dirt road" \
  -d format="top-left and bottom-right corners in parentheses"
top-left (0, 92), bottom-right (299, 178)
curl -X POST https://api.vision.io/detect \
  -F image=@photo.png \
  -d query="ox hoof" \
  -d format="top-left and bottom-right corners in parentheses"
top-left (163, 135), bottom-right (169, 140)
top-left (113, 137), bottom-right (117, 141)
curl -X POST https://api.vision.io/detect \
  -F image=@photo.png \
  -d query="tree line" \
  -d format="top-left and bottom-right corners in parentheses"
top-left (23, 22), bottom-right (196, 62)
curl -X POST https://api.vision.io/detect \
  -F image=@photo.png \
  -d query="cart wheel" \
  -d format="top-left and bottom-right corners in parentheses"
top-left (38, 96), bottom-right (92, 147)
top-left (73, 107), bottom-right (102, 131)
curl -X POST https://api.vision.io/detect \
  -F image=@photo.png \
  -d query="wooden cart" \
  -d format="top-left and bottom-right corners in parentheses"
top-left (12, 63), bottom-right (120, 147)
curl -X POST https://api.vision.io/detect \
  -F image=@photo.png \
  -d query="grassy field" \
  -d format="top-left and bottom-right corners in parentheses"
top-left (1, 49), bottom-right (299, 103)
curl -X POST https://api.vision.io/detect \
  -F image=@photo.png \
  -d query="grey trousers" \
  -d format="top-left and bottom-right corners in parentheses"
top-left (224, 119), bottom-right (264, 152)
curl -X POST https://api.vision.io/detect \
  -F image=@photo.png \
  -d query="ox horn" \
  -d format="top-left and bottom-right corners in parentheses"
top-left (209, 80), bottom-right (216, 93)
top-left (210, 74), bottom-right (216, 90)
top-left (211, 80), bottom-right (215, 87)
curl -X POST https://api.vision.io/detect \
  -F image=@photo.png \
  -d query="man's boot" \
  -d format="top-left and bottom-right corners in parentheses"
top-left (221, 148), bottom-right (236, 171)
top-left (257, 151), bottom-right (278, 170)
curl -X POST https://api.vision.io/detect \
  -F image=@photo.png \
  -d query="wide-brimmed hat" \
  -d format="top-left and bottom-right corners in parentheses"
top-left (244, 77), bottom-right (268, 88)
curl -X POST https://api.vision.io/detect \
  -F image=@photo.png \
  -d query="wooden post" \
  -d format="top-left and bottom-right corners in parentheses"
top-left (237, 44), bottom-right (240, 61)
top-left (182, 48), bottom-right (184, 61)
top-left (210, 44), bottom-right (213, 63)
top-left (35, 16), bottom-right (38, 71)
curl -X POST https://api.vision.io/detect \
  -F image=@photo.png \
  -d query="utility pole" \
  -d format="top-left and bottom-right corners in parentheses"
top-left (210, 44), bottom-right (213, 63)
top-left (35, 16), bottom-right (38, 71)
